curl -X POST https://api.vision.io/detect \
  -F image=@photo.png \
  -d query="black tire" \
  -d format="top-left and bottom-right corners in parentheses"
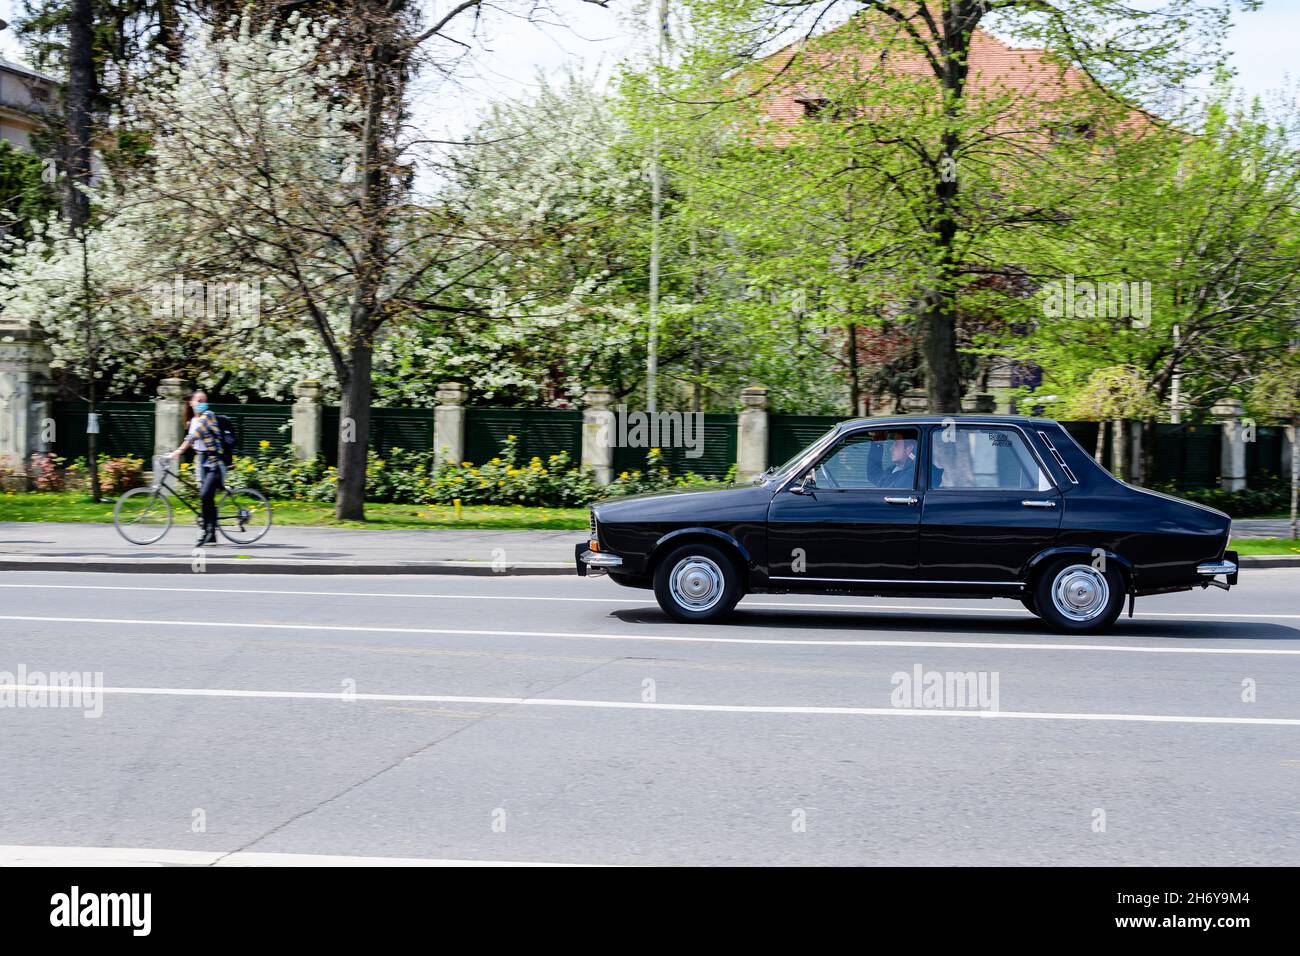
top-left (113, 487), bottom-right (173, 545)
top-left (216, 487), bottom-right (272, 544)
top-left (653, 542), bottom-right (743, 624)
top-left (1033, 558), bottom-right (1125, 634)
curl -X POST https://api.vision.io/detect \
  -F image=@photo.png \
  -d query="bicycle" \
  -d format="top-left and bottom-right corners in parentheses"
top-left (113, 455), bottom-right (272, 546)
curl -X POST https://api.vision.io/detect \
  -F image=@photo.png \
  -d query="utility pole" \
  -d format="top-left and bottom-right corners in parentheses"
top-left (1170, 324), bottom-right (1182, 424)
top-left (646, 0), bottom-right (670, 413)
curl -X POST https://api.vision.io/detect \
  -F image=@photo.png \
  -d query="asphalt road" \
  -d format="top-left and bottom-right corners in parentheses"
top-left (0, 568), bottom-right (1297, 866)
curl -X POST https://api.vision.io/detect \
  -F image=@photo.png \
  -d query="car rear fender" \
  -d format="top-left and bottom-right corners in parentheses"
top-left (1023, 546), bottom-right (1135, 595)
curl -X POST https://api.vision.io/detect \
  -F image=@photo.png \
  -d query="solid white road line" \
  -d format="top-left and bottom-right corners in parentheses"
top-left (2, 613), bottom-right (1299, 656)
top-left (2, 682), bottom-right (1297, 726)
top-left (0, 844), bottom-right (590, 867)
top-left (3, 581), bottom-right (1298, 620)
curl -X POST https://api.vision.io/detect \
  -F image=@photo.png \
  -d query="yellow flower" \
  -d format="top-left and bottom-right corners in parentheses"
top-left (507, 434), bottom-right (517, 441)
top-left (461, 461), bottom-right (472, 468)
top-left (259, 440), bottom-right (270, 449)
top-left (619, 471), bottom-right (629, 480)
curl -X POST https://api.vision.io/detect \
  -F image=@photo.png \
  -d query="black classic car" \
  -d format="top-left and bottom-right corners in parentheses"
top-left (575, 416), bottom-right (1238, 633)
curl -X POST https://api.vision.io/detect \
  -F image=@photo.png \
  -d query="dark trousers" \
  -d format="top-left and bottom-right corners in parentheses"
top-left (196, 453), bottom-right (225, 530)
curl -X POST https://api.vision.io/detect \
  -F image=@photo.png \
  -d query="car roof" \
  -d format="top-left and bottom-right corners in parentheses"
top-left (837, 414), bottom-right (1059, 428)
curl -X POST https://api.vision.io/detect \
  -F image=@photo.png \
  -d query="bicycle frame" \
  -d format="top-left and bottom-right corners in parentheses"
top-left (151, 457), bottom-right (205, 517)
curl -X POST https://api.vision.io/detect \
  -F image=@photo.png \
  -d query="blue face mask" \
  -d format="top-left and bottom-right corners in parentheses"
top-left (195, 402), bottom-right (209, 413)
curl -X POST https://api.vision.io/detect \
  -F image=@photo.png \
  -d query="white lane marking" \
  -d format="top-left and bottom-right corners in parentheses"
top-left (2, 613), bottom-right (1299, 656)
top-left (0, 844), bottom-right (589, 867)
top-left (1, 582), bottom-right (1297, 620)
top-left (2, 683), bottom-right (1297, 726)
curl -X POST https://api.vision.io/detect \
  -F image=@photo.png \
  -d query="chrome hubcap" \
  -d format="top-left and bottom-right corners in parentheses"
top-left (669, 556), bottom-right (725, 611)
top-left (1051, 565), bottom-right (1110, 622)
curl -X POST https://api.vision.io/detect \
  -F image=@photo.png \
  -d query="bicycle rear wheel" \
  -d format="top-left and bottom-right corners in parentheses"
top-left (217, 487), bottom-right (272, 544)
top-left (113, 487), bottom-right (174, 544)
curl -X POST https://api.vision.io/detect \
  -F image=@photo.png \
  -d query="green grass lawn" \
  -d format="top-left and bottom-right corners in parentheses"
top-left (1230, 537), bottom-right (1300, 556)
top-left (0, 491), bottom-right (588, 531)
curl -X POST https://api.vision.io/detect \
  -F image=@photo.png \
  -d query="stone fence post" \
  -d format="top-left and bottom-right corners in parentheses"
top-left (735, 385), bottom-right (770, 483)
top-left (0, 317), bottom-right (54, 477)
top-left (153, 377), bottom-right (189, 462)
top-left (292, 380), bottom-right (323, 461)
top-left (1211, 398), bottom-right (1247, 493)
top-left (434, 382), bottom-right (467, 468)
top-left (582, 386), bottom-right (615, 486)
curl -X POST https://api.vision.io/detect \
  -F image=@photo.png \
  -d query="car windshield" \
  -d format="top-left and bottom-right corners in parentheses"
top-left (757, 427), bottom-right (841, 484)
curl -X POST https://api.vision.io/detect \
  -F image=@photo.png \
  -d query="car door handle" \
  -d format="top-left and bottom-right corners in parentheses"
top-left (1021, 499), bottom-right (1057, 508)
top-left (884, 496), bottom-right (918, 505)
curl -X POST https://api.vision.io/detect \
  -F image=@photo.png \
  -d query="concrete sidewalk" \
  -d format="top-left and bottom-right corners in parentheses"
top-left (0, 522), bottom-right (581, 575)
top-left (0, 519), bottom-right (1295, 575)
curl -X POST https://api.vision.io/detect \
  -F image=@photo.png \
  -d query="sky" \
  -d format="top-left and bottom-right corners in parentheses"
top-left (2, 0), bottom-right (1298, 141)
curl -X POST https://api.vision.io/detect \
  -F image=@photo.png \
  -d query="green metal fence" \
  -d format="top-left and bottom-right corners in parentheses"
top-left (1151, 423), bottom-right (1220, 488)
top-left (767, 414), bottom-right (842, 468)
top-left (53, 401), bottom-right (154, 461)
top-left (464, 407), bottom-right (583, 466)
top-left (1246, 425), bottom-right (1284, 481)
top-left (208, 403), bottom-right (292, 457)
top-left (320, 406), bottom-right (436, 464)
top-left (45, 400), bottom-right (1287, 491)
top-left (611, 413), bottom-right (738, 479)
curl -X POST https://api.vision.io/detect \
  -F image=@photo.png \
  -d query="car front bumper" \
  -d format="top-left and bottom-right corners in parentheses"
top-left (575, 542), bottom-right (623, 577)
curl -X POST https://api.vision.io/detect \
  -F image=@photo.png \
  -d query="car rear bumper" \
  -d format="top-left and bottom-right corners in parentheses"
top-left (1196, 550), bottom-right (1238, 586)
top-left (575, 542), bottom-right (623, 577)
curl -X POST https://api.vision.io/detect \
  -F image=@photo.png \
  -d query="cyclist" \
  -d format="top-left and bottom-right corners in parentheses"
top-left (167, 390), bottom-right (224, 546)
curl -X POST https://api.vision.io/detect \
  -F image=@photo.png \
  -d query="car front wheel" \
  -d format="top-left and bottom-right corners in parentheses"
top-left (1034, 559), bottom-right (1124, 634)
top-left (653, 543), bottom-right (743, 623)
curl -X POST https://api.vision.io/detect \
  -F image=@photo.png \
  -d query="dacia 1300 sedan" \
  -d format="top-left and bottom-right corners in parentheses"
top-left (575, 416), bottom-right (1238, 634)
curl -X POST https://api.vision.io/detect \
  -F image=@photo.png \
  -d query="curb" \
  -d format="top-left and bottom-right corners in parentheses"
top-left (0, 558), bottom-right (575, 576)
top-left (1236, 554), bottom-right (1300, 569)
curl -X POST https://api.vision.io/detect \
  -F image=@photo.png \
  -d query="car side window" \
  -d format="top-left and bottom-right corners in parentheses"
top-left (811, 429), bottom-right (919, 490)
top-left (930, 427), bottom-right (1052, 492)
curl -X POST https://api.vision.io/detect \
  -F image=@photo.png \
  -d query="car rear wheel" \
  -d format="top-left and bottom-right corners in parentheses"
top-left (1035, 559), bottom-right (1124, 634)
top-left (653, 543), bottom-right (743, 624)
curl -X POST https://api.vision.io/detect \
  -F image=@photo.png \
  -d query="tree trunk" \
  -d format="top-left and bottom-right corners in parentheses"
top-left (67, 0), bottom-right (99, 498)
top-left (921, 292), bottom-right (962, 413)
top-left (334, 338), bottom-right (373, 521)
top-left (63, 0), bottom-right (94, 229)
top-left (1094, 420), bottom-right (1107, 465)
top-left (846, 322), bottom-right (860, 416)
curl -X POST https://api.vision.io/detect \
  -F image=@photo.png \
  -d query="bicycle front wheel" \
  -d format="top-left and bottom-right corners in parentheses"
top-left (217, 487), bottom-right (272, 544)
top-left (113, 487), bottom-right (174, 545)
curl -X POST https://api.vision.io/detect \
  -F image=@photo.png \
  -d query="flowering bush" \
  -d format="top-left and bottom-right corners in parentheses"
top-left (28, 453), bottom-right (65, 492)
top-left (427, 436), bottom-right (599, 508)
top-left (98, 455), bottom-right (145, 495)
top-left (232, 436), bottom-right (731, 507)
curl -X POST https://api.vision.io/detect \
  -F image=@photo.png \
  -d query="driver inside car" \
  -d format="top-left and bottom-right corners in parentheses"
top-left (876, 434), bottom-right (917, 488)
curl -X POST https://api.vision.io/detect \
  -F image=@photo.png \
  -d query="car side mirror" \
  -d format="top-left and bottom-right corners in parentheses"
top-left (791, 470), bottom-right (817, 495)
